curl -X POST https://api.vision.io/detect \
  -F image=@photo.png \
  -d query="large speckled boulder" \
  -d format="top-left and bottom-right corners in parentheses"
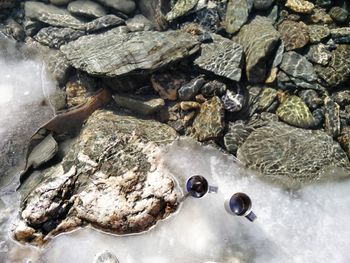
top-left (276, 95), bottom-right (318, 128)
top-left (285, 0), bottom-right (314, 14)
top-left (14, 110), bottom-right (179, 245)
top-left (166, 0), bottom-right (198, 21)
top-left (237, 16), bottom-right (280, 83)
top-left (324, 97), bottom-right (340, 138)
top-left (315, 45), bottom-right (350, 88)
top-left (192, 96), bottom-right (225, 141)
top-left (237, 121), bottom-right (350, 188)
top-left (278, 20), bottom-right (309, 51)
top-left (95, 0), bottom-right (136, 14)
top-left (306, 44), bottom-right (331, 66)
top-left (225, 0), bottom-right (252, 34)
top-left (60, 28), bottom-right (200, 77)
top-left (194, 34), bottom-right (243, 81)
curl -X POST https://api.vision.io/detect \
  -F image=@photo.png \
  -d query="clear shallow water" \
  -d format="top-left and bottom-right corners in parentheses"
top-left (2, 138), bottom-right (350, 263)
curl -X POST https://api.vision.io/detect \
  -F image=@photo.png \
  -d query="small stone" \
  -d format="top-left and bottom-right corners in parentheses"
top-left (95, 0), bottom-right (136, 14)
top-left (276, 95), bottom-right (318, 128)
top-left (194, 34), bottom-right (243, 82)
top-left (180, 101), bottom-right (201, 111)
top-left (332, 90), bottom-right (350, 107)
top-left (178, 78), bottom-right (205, 101)
top-left (298, 89), bottom-right (322, 110)
top-left (285, 0), bottom-right (314, 14)
top-left (278, 20), bottom-right (309, 51)
top-left (47, 50), bottom-right (72, 85)
top-left (310, 7), bottom-right (333, 24)
top-left (330, 27), bottom-right (350, 44)
top-left (329, 7), bottom-right (348, 24)
top-left (126, 14), bottom-right (154, 32)
top-left (192, 96), bottom-right (225, 141)
top-left (166, 0), bottom-right (198, 21)
top-left (225, 0), bottom-right (251, 34)
top-left (221, 89), bottom-right (245, 112)
top-left (138, 0), bottom-right (170, 31)
top-left (34, 27), bottom-right (85, 49)
top-left (200, 80), bottom-right (227, 98)
top-left (113, 94), bottom-right (165, 115)
top-left (324, 97), bottom-right (340, 137)
top-left (68, 0), bottom-right (107, 18)
top-left (307, 25), bottom-right (330, 44)
top-left (66, 81), bottom-right (88, 107)
top-left (314, 0), bottom-right (333, 7)
top-left (151, 71), bottom-right (188, 101)
top-left (306, 44), bottom-right (331, 66)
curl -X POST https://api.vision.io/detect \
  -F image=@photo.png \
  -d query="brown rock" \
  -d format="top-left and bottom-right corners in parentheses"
top-left (278, 20), bottom-right (309, 51)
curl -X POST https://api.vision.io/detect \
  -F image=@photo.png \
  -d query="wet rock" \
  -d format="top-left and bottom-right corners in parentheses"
top-left (85, 15), bottom-right (125, 32)
top-left (253, 0), bottom-right (274, 10)
top-left (200, 80), bottom-right (226, 98)
top-left (15, 110), bottom-right (179, 244)
top-left (126, 14), bottom-right (154, 31)
top-left (330, 27), bottom-right (350, 44)
top-left (47, 50), bottom-right (72, 85)
top-left (138, 0), bottom-right (171, 31)
top-left (285, 0), bottom-right (314, 14)
top-left (278, 20), bottom-right (309, 51)
top-left (306, 44), bottom-right (331, 66)
top-left (24, 1), bottom-right (86, 30)
top-left (193, 3), bottom-right (224, 32)
top-left (324, 97), bottom-right (340, 137)
top-left (332, 90), bottom-right (350, 107)
top-left (225, 0), bottom-right (251, 34)
top-left (166, 0), bottom-right (198, 21)
top-left (179, 101), bottom-right (200, 111)
top-left (279, 51), bottom-right (317, 88)
top-left (276, 95), bottom-right (318, 128)
top-left (237, 16), bottom-right (280, 83)
top-left (23, 18), bottom-right (45, 37)
top-left (307, 25), bottom-right (330, 44)
top-left (314, 0), bottom-right (332, 7)
top-left (237, 121), bottom-right (350, 188)
top-left (61, 28), bottom-right (200, 77)
top-left (178, 77), bottom-right (205, 101)
top-left (68, 0), bottom-right (107, 18)
top-left (224, 121), bottom-right (253, 154)
top-left (151, 71), bottom-right (188, 101)
top-left (315, 45), bottom-right (350, 88)
top-left (34, 27), bottom-right (85, 49)
top-left (113, 94), bottom-right (165, 115)
top-left (194, 34), bottom-right (243, 82)
top-left (95, 0), bottom-right (136, 14)
top-left (337, 126), bottom-right (350, 159)
top-left (329, 6), bottom-right (348, 24)
top-left (192, 96), bottom-right (224, 141)
top-left (298, 89), bottom-right (322, 110)
top-left (221, 89), bottom-right (245, 113)
top-left (255, 87), bottom-right (278, 113)
top-left (3, 19), bottom-right (25, 41)
top-left (310, 7), bottom-right (333, 24)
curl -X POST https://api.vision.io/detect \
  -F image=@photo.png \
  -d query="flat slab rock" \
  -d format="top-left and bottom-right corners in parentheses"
top-left (60, 28), bottom-right (200, 77)
top-left (14, 110), bottom-right (179, 245)
top-left (237, 121), bottom-right (350, 188)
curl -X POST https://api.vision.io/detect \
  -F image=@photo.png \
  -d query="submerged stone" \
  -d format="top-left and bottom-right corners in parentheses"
top-left (307, 25), bottom-right (330, 44)
top-left (237, 121), bottom-right (350, 188)
top-left (34, 27), bottom-right (85, 49)
top-left (306, 44), bottom-right (331, 66)
top-left (225, 0), bottom-right (251, 34)
top-left (278, 20), bottom-right (309, 51)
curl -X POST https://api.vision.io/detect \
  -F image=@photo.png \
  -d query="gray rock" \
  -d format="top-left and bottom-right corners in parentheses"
top-left (113, 94), bottom-right (165, 115)
top-left (126, 14), bottom-right (154, 31)
top-left (329, 6), bottom-right (348, 24)
top-left (14, 110), bottom-right (179, 244)
top-left (225, 0), bottom-right (251, 34)
top-left (47, 50), bottom-right (72, 85)
top-left (237, 16), bottom-right (280, 83)
top-left (272, 41), bottom-right (284, 68)
top-left (298, 89), bottom-right (322, 110)
top-left (221, 89), bottom-right (245, 112)
top-left (95, 0), bottom-right (136, 14)
top-left (306, 43), bottom-right (331, 66)
top-left (25, 1), bottom-right (86, 30)
top-left (166, 0), bottom-right (198, 21)
top-left (60, 29), bottom-right (200, 77)
top-left (332, 90), bottom-right (350, 107)
top-left (324, 97), bottom-right (340, 138)
top-left (224, 121), bottom-right (253, 154)
top-left (85, 15), bottom-right (125, 32)
top-left (237, 121), bottom-right (350, 188)
top-left (200, 80), bottom-right (226, 98)
top-left (307, 24), bottom-right (330, 44)
top-left (138, 0), bottom-right (171, 31)
top-left (178, 77), bottom-right (205, 101)
top-left (194, 34), bottom-right (243, 82)
top-left (68, 0), bottom-right (107, 18)
top-left (330, 27), bottom-right (350, 44)
top-left (34, 27), bottom-right (85, 49)
top-left (254, 0), bottom-right (274, 10)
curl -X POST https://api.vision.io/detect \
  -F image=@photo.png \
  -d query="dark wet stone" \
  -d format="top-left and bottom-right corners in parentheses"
top-left (329, 6), bottom-right (348, 24)
top-left (276, 95), bottom-right (318, 128)
top-left (3, 19), bottom-right (25, 41)
top-left (307, 25), bottom-right (330, 44)
top-left (85, 15), bottom-right (125, 32)
top-left (166, 0), bottom-right (198, 21)
top-left (200, 80), bottom-right (227, 98)
top-left (315, 45), bottom-right (350, 88)
top-left (332, 90), bottom-right (350, 107)
top-left (298, 89), bottom-right (322, 110)
top-left (61, 29), bottom-right (200, 77)
top-left (330, 28), bottom-right (350, 44)
top-left (306, 44), bottom-right (331, 66)
top-left (23, 18), bottom-right (45, 37)
top-left (34, 27), bottom-right (85, 49)
top-left (324, 97), bottom-right (340, 137)
top-left (192, 96), bottom-right (225, 141)
top-left (138, 0), bottom-right (171, 31)
top-left (194, 34), bottom-right (243, 82)
top-left (314, 0), bottom-right (333, 7)
top-left (151, 71), bottom-right (188, 101)
top-left (337, 126), bottom-right (350, 159)
top-left (310, 7), bottom-right (333, 24)
top-left (237, 121), bottom-right (350, 188)
top-left (95, 0), bottom-right (136, 14)
top-left (253, 0), bottom-right (274, 10)
top-left (225, 0), bottom-right (252, 34)
top-left (0, 0), bottom-right (18, 9)
top-left (224, 121), bottom-right (253, 154)
top-left (221, 89), bottom-right (245, 113)
top-left (237, 16), bottom-right (280, 83)
top-left (255, 87), bottom-right (278, 113)
top-left (50, 0), bottom-right (72, 5)
top-left (126, 14), bottom-right (154, 31)
top-left (178, 77), bottom-right (205, 101)
top-left (278, 20), bottom-right (309, 51)
top-left (68, 0), bottom-right (106, 18)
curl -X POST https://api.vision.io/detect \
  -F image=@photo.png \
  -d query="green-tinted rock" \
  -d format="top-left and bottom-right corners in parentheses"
top-left (324, 97), bottom-right (340, 137)
top-left (237, 121), bottom-right (350, 188)
top-left (307, 25), bottom-right (330, 44)
top-left (329, 6), bottom-right (348, 24)
top-left (166, 0), bottom-right (198, 21)
top-left (276, 95), bottom-right (318, 128)
top-left (95, 0), bottom-right (136, 14)
top-left (225, 0), bottom-right (251, 34)
top-left (330, 28), bottom-right (350, 44)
